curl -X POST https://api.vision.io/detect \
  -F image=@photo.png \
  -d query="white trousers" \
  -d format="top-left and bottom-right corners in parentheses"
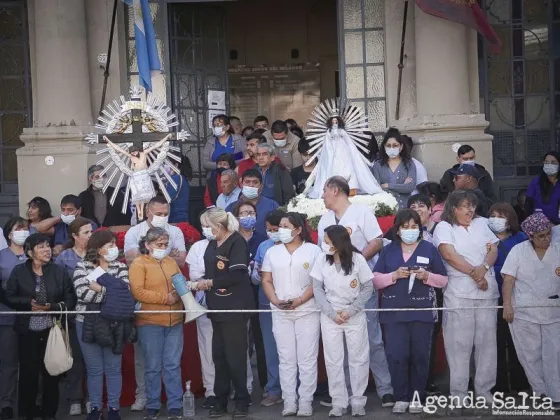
top-left (196, 313), bottom-right (253, 397)
top-left (321, 312), bottom-right (369, 408)
top-left (443, 294), bottom-right (497, 401)
top-left (509, 319), bottom-right (560, 401)
top-left (272, 311), bottom-right (320, 405)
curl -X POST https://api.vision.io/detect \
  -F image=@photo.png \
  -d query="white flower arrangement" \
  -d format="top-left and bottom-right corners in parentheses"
top-left (285, 192), bottom-right (399, 230)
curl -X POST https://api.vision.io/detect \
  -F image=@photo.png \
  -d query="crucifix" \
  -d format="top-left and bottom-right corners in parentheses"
top-left (85, 85), bottom-right (189, 221)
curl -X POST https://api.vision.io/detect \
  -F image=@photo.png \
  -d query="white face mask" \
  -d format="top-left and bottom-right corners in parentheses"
top-left (488, 217), bottom-right (507, 233)
top-left (202, 227), bottom-right (216, 241)
top-left (11, 230), bottom-right (30, 246)
top-left (385, 147), bottom-right (400, 159)
top-left (61, 214), bottom-right (76, 225)
top-left (150, 215), bottom-right (168, 228)
top-left (400, 229), bottom-right (420, 244)
top-left (462, 160), bottom-right (476, 166)
top-left (104, 246), bottom-right (119, 262)
top-left (278, 228), bottom-right (295, 244)
top-left (267, 231), bottom-right (280, 243)
top-left (242, 186), bottom-right (259, 199)
top-left (213, 126), bottom-right (224, 137)
top-left (273, 138), bottom-right (287, 147)
top-left (92, 180), bottom-right (104, 190)
top-left (543, 163), bottom-right (559, 176)
top-left (151, 248), bottom-right (167, 261)
top-left (321, 242), bottom-right (335, 255)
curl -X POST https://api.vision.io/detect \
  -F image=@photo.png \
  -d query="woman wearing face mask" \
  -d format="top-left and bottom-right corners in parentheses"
top-left (194, 208), bottom-right (255, 417)
top-left (311, 225), bottom-right (374, 417)
top-left (261, 213), bottom-right (322, 417)
top-left (4, 233), bottom-right (76, 420)
top-left (73, 230), bottom-right (132, 420)
top-left (165, 154), bottom-right (193, 223)
top-left (202, 115), bottom-right (244, 178)
top-left (0, 217), bottom-right (30, 420)
top-left (129, 228), bottom-right (184, 420)
top-left (486, 203), bottom-right (530, 394)
top-left (501, 213), bottom-right (560, 410)
top-left (204, 153), bottom-right (236, 208)
top-left (54, 217), bottom-right (93, 416)
top-left (373, 209), bottom-right (447, 413)
top-left (372, 128), bottom-right (417, 209)
top-left (525, 151), bottom-right (560, 225)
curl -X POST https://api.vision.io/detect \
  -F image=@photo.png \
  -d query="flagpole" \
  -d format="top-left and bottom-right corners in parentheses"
top-left (395, 0), bottom-right (409, 121)
top-left (99, 0), bottom-right (119, 116)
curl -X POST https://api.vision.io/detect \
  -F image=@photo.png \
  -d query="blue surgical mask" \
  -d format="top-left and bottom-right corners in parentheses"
top-left (267, 231), bottom-right (280, 242)
top-left (242, 186), bottom-right (259, 199)
top-left (400, 229), bottom-right (420, 244)
top-left (239, 216), bottom-right (257, 230)
top-left (278, 228), bottom-right (295, 244)
top-left (385, 147), bottom-right (400, 159)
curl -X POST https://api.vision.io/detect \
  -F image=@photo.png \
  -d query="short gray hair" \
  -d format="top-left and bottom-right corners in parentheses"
top-left (221, 169), bottom-right (238, 184)
top-left (88, 165), bottom-right (104, 178)
top-left (441, 189), bottom-right (478, 225)
top-left (256, 143), bottom-right (275, 155)
top-left (138, 227), bottom-right (169, 254)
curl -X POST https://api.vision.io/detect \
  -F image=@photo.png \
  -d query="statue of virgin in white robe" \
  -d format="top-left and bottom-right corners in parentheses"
top-left (304, 117), bottom-right (382, 199)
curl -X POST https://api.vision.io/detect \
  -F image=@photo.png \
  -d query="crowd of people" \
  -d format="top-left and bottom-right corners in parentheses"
top-left (0, 114), bottom-right (559, 420)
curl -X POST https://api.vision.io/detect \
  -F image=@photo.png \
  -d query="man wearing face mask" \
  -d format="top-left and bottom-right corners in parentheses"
top-left (440, 145), bottom-right (496, 200)
top-left (264, 120), bottom-right (303, 170)
top-left (78, 165), bottom-right (132, 228)
top-left (124, 195), bottom-right (186, 268)
top-left (51, 195), bottom-right (98, 257)
top-left (204, 153), bottom-right (236, 208)
top-left (225, 169), bottom-right (279, 236)
top-left (256, 144), bottom-right (295, 206)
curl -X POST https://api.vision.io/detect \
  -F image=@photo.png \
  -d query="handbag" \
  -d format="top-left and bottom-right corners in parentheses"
top-left (44, 303), bottom-right (73, 376)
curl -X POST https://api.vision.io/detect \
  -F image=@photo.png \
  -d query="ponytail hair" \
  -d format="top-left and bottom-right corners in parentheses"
top-left (284, 212), bottom-right (312, 243)
top-left (201, 207), bottom-right (239, 233)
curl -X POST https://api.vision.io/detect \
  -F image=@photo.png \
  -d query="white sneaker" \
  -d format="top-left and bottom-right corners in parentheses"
top-left (297, 403), bottom-right (313, 417)
top-left (282, 402), bottom-right (298, 417)
top-left (408, 402), bottom-right (423, 414)
top-left (351, 405), bottom-right (366, 417)
top-left (69, 403), bottom-right (82, 416)
top-left (329, 406), bottom-right (347, 417)
top-left (392, 401), bottom-right (410, 413)
top-left (131, 398), bottom-right (147, 411)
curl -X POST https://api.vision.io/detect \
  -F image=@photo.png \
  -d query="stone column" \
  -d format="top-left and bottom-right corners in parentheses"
top-left (395, 7), bottom-right (493, 183)
top-left (17, 0), bottom-right (98, 216)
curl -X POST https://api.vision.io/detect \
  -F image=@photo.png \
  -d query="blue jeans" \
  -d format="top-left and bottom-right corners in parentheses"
top-left (137, 324), bottom-right (183, 411)
top-left (259, 305), bottom-right (281, 397)
top-left (76, 321), bottom-right (122, 410)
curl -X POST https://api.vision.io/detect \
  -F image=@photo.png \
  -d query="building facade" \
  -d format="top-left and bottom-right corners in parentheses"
top-left (1, 0), bottom-right (558, 221)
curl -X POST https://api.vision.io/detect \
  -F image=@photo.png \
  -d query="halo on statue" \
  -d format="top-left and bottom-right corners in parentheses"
top-left (305, 97), bottom-right (371, 165)
top-left (84, 86), bottom-right (189, 215)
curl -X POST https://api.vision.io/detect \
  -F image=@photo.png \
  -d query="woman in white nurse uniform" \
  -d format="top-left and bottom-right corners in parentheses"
top-left (261, 212), bottom-right (322, 417)
top-left (501, 212), bottom-right (560, 410)
top-left (311, 225), bottom-right (373, 417)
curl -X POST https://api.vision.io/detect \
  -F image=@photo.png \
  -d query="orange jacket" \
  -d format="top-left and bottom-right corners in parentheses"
top-left (129, 254), bottom-right (184, 327)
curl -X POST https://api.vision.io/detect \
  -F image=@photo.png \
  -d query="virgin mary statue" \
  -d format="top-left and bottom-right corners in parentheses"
top-left (303, 99), bottom-right (382, 199)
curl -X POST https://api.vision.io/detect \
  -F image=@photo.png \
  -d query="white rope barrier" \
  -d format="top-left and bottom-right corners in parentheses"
top-left (0, 303), bottom-right (558, 315)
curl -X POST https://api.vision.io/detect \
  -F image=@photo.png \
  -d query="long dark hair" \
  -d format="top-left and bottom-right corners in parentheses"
top-left (539, 151), bottom-right (560, 203)
top-left (212, 114), bottom-right (234, 136)
top-left (177, 153), bottom-right (193, 181)
top-left (324, 225), bottom-right (360, 275)
top-left (27, 197), bottom-right (52, 221)
top-left (284, 212), bottom-right (312, 243)
top-left (378, 127), bottom-right (411, 165)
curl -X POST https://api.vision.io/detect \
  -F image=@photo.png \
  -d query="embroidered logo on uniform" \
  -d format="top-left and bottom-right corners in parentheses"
top-left (217, 261), bottom-right (225, 270)
top-left (350, 279), bottom-right (358, 288)
top-left (346, 227), bottom-right (353, 235)
top-left (303, 262), bottom-right (309, 270)
top-left (556, 267), bottom-right (560, 276)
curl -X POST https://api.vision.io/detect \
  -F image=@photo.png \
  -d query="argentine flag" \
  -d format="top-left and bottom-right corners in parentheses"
top-left (125, 0), bottom-right (161, 91)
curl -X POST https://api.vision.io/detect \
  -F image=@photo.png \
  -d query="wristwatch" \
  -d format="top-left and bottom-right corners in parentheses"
top-left (483, 263), bottom-right (490, 271)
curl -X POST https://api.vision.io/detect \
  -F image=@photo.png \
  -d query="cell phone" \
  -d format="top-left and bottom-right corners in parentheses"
top-left (409, 265), bottom-right (420, 271)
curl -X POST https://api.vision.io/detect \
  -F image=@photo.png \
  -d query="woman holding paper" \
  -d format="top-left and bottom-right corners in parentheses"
top-left (373, 209), bottom-right (447, 414)
top-left (73, 229), bottom-right (130, 420)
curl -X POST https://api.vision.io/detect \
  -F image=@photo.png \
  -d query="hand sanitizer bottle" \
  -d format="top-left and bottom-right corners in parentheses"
top-left (182, 381), bottom-right (195, 418)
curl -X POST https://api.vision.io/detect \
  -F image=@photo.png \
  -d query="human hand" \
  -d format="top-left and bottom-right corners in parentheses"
top-left (31, 300), bottom-right (51, 312)
top-left (169, 249), bottom-right (180, 258)
top-left (413, 268), bottom-right (429, 282)
top-left (476, 278), bottom-right (488, 291)
top-left (334, 313), bottom-right (346, 325)
top-left (381, 183), bottom-right (389, 189)
top-left (339, 310), bottom-right (350, 321)
top-left (404, 177), bottom-right (413, 184)
top-left (470, 265), bottom-right (488, 283)
top-left (277, 300), bottom-right (294, 310)
top-left (392, 267), bottom-right (410, 281)
top-left (503, 304), bottom-right (514, 323)
top-left (89, 282), bottom-right (103, 292)
top-left (166, 291), bottom-right (178, 305)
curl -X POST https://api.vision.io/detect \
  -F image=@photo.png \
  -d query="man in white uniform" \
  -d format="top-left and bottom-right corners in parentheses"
top-left (186, 238), bottom-right (253, 409)
top-left (124, 195), bottom-right (187, 411)
top-left (317, 176), bottom-right (395, 407)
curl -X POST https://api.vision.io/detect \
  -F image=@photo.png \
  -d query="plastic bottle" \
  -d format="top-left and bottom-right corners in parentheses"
top-left (182, 381), bottom-right (195, 418)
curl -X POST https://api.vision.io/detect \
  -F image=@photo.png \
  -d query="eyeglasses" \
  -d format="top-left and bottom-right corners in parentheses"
top-left (458, 204), bottom-right (476, 210)
top-left (239, 211), bottom-right (256, 217)
top-left (532, 230), bottom-right (552, 240)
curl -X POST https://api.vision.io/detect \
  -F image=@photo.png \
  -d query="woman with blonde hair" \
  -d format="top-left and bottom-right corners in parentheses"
top-left (191, 208), bottom-right (255, 417)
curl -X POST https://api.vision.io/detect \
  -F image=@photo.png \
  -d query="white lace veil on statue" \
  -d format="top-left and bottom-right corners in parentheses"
top-left (303, 98), bottom-right (382, 198)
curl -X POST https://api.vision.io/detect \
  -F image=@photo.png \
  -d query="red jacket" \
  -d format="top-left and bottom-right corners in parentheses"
top-left (204, 173), bottom-right (223, 207)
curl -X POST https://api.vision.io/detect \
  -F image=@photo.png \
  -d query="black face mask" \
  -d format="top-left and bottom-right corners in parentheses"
top-left (216, 167), bottom-right (227, 175)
